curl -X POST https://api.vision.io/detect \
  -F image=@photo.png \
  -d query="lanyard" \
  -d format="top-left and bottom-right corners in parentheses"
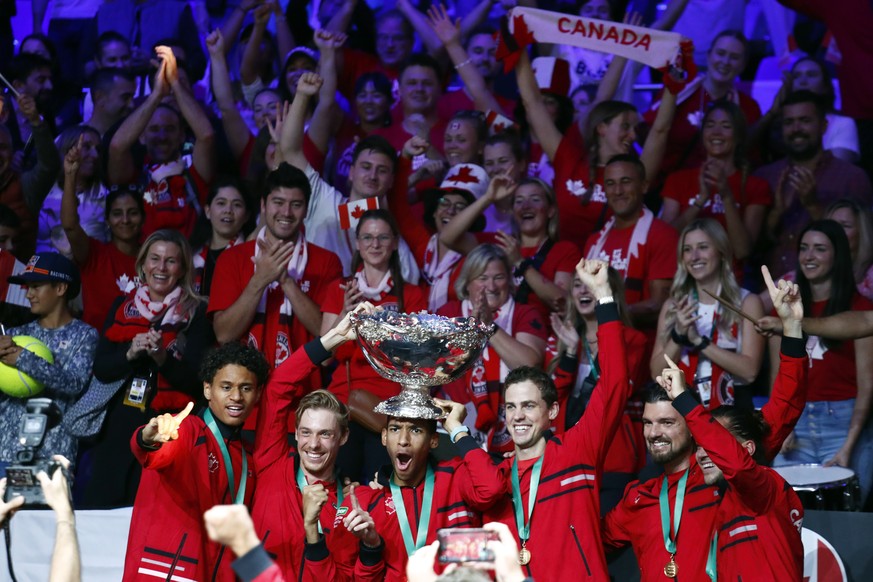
top-left (296, 466), bottom-right (344, 534)
top-left (581, 337), bottom-right (600, 381)
top-left (203, 409), bottom-right (247, 505)
top-left (511, 454), bottom-right (545, 543)
top-left (706, 531), bottom-right (718, 581)
top-left (659, 469), bottom-right (689, 555)
top-left (389, 464), bottom-right (435, 556)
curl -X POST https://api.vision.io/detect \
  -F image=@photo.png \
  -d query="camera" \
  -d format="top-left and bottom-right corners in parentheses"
top-left (3, 398), bottom-right (64, 507)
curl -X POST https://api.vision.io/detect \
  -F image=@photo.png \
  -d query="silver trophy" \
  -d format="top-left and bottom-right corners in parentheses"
top-left (350, 310), bottom-right (496, 419)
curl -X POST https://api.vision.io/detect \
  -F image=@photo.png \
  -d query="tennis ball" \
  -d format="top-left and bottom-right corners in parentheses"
top-left (0, 335), bottom-right (54, 398)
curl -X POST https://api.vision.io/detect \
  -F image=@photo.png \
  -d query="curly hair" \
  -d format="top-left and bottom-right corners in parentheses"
top-left (199, 342), bottom-right (270, 387)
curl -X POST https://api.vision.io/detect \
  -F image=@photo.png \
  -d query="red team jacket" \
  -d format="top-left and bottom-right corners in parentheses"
top-left (675, 390), bottom-right (805, 581)
top-left (123, 413), bottom-right (254, 581)
top-left (251, 339), bottom-right (383, 581)
top-left (601, 336), bottom-right (807, 581)
top-left (477, 303), bottom-right (632, 580)
top-left (350, 437), bottom-right (507, 581)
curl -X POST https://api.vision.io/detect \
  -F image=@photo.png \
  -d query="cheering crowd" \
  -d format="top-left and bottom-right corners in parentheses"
top-left (1, 0), bottom-right (872, 580)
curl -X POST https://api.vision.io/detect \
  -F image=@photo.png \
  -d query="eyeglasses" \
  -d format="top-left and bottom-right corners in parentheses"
top-left (437, 197), bottom-right (469, 213)
top-left (358, 234), bottom-right (395, 246)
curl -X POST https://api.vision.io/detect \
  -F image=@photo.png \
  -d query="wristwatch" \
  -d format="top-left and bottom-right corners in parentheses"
top-left (692, 336), bottom-right (711, 353)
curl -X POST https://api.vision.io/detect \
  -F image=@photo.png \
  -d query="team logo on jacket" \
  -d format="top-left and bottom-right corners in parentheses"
top-left (124, 301), bottom-right (140, 319)
top-left (275, 332), bottom-right (290, 367)
top-left (385, 495), bottom-right (396, 516)
top-left (208, 452), bottom-right (219, 473)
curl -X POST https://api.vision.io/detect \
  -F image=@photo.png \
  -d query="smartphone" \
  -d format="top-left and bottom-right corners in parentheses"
top-left (437, 528), bottom-right (498, 564)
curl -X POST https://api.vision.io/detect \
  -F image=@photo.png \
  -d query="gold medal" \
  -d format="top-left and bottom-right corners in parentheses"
top-left (664, 555), bottom-right (678, 578)
top-left (518, 546), bottom-right (531, 566)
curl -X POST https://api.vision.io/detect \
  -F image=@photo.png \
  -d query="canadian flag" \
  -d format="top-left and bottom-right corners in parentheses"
top-left (338, 197), bottom-right (380, 230)
top-left (802, 528), bottom-right (847, 582)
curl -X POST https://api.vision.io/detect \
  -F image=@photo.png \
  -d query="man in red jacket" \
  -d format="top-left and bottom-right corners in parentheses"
top-left (346, 394), bottom-right (507, 580)
top-left (473, 258), bottom-right (633, 580)
top-left (601, 267), bottom-right (807, 580)
top-left (123, 342), bottom-right (270, 582)
top-left (659, 355), bottom-right (804, 580)
top-left (251, 305), bottom-right (385, 581)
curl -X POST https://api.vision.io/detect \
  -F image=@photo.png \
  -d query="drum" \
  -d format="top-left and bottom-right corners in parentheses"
top-left (773, 464), bottom-right (860, 511)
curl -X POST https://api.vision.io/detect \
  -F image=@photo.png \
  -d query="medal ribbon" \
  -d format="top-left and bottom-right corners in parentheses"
top-left (296, 466), bottom-right (344, 534)
top-left (706, 531), bottom-right (718, 581)
top-left (390, 464), bottom-right (435, 556)
top-left (659, 469), bottom-right (689, 554)
top-left (204, 409), bottom-right (247, 505)
top-left (511, 454), bottom-right (545, 543)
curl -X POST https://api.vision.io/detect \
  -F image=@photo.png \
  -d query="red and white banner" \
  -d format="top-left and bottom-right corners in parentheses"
top-left (503, 7), bottom-right (682, 70)
top-left (338, 197), bottom-right (380, 230)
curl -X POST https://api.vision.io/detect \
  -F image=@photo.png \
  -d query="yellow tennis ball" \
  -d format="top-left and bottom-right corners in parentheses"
top-left (0, 336), bottom-right (54, 398)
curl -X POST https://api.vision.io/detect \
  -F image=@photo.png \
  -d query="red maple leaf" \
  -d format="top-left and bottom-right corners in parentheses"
top-left (492, 122), bottom-right (506, 134)
top-left (351, 204), bottom-right (366, 219)
top-left (512, 14), bottom-right (535, 47)
top-left (447, 166), bottom-right (479, 184)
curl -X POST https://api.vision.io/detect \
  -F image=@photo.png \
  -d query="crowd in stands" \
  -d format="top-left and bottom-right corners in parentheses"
top-left (1, 0), bottom-right (873, 580)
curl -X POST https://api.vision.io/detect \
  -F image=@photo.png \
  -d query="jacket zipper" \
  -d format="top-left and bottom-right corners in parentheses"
top-left (570, 524), bottom-right (592, 576)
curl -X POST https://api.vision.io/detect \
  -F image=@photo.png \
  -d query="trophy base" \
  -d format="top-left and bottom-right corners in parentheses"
top-left (373, 386), bottom-right (446, 420)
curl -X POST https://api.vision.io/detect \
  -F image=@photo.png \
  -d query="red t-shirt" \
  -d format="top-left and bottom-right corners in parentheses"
top-left (584, 217), bottom-right (679, 305)
top-left (662, 168), bottom-right (773, 228)
top-left (338, 48), bottom-right (399, 103)
top-left (323, 278), bottom-right (428, 402)
top-left (518, 240), bottom-right (581, 320)
top-left (553, 126), bottom-right (611, 248)
top-left (207, 239), bottom-right (342, 366)
top-left (644, 85), bottom-right (762, 175)
top-left (805, 294), bottom-right (873, 401)
top-left (80, 239), bottom-right (138, 331)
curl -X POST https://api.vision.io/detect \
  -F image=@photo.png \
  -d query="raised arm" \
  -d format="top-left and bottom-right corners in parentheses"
top-left (278, 73), bottom-right (321, 169)
top-left (158, 46), bottom-right (215, 182)
top-left (309, 30), bottom-right (346, 155)
top-left (759, 267), bottom-right (807, 460)
top-left (19, 94), bottom-right (60, 214)
top-left (397, 0), bottom-right (446, 58)
top-left (239, 5), bottom-right (271, 86)
top-left (439, 173), bottom-right (515, 254)
top-left (219, 1), bottom-right (258, 56)
top-left (60, 137), bottom-right (93, 265)
top-left (207, 30), bottom-right (253, 161)
top-left (108, 57), bottom-right (169, 184)
top-left (516, 51), bottom-right (563, 161)
top-left (426, 4), bottom-right (503, 114)
top-left (268, 0), bottom-right (295, 66)
top-left (39, 456), bottom-right (80, 582)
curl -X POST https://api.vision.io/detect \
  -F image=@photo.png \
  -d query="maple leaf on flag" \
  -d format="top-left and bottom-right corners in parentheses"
top-left (447, 166), bottom-right (480, 184)
top-left (493, 122), bottom-right (506, 134)
top-left (495, 13), bottom-right (534, 73)
top-left (351, 205), bottom-right (366, 219)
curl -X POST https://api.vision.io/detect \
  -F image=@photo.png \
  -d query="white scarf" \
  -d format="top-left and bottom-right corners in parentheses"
top-left (134, 285), bottom-right (187, 327)
top-left (422, 234), bottom-right (462, 312)
top-left (506, 7), bottom-right (682, 69)
top-left (254, 228), bottom-right (309, 318)
top-left (193, 233), bottom-right (245, 270)
top-left (355, 269), bottom-right (393, 302)
top-left (462, 296), bottom-right (515, 382)
top-left (586, 207), bottom-right (654, 275)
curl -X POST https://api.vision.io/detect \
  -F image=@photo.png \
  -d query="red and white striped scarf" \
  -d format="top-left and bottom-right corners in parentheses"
top-left (422, 234), bottom-right (462, 312)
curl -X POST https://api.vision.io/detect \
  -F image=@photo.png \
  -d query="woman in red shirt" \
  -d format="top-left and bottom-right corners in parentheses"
top-left (437, 244), bottom-right (548, 454)
top-left (651, 219), bottom-right (765, 410)
top-left (771, 220), bottom-right (873, 505)
top-left (61, 137), bottom-right (143, 330)
top-left (440, 174), bottom-right (581, 323)
top-left (661, 101), bottom-right (771, 262)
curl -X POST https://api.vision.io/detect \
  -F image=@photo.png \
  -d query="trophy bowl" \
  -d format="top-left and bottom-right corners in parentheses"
top-left (350, 310), bottom-right (497, 419)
